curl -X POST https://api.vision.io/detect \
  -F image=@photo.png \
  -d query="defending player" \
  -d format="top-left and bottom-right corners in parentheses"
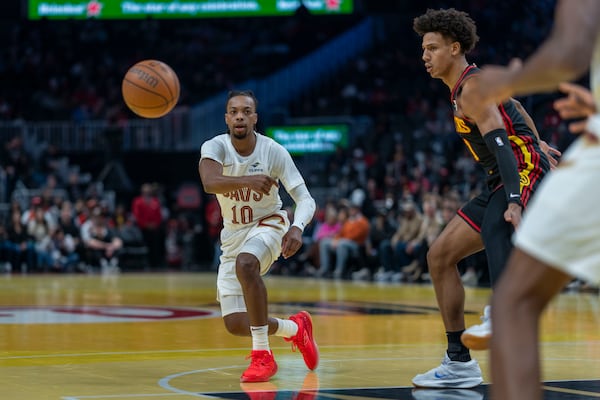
top-left (410, 8), bottom-right (553, 388)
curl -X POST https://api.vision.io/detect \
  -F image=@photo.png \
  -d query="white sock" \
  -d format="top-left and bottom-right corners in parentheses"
top-left (250, 325), bottom-right (270, 351)
top-left (274, 318), bottom-right (298, 338)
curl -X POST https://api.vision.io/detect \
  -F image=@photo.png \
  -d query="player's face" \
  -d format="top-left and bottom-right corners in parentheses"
top-left (225, 96), bottom-right (258, 140)
top-left (421, 32), bottom-right (456, 79)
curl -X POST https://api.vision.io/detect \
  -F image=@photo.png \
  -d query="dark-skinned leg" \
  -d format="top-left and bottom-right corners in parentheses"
top-left (233, 252), bottom-right (279, 383)
top-left (221, 252), bottom-right (284, 337)
top-left (412, 215), bottom-right (486, 388)
top-left (236, 252), bottom-right (268, 326)
top-left (491, 248), bottom-right (571, 400)
top-left (428, 215), bottom-right (484, 332)
top-left (222, 251), bottom-right (296, 336)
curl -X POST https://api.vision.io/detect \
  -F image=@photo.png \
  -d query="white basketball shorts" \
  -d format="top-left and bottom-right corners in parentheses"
top-left (514, 136), bottom-right (600, 284)
top-left (216, 211), bottom-right (289, 315)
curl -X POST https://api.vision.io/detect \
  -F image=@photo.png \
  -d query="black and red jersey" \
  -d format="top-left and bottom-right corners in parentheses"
top-left (450, 64), bottom-right (549, 205)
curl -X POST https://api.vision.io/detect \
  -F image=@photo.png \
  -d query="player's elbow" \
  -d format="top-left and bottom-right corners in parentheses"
top-left (199, 176), bottom-right (219, 194)
top-left (201, 181), bottom-right (217, 194)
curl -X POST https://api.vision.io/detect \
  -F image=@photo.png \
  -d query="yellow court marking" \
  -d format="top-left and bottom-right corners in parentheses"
top-left (541, 385), bottom-right (600, 398)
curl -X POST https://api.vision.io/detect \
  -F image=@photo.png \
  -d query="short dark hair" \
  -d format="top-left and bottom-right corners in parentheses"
top-left (413, 8), bottom-right (479, 54)
top-left (226, 90), bottom-right (258, 111)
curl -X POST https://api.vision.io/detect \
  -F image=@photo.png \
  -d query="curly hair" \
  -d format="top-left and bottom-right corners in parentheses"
top-left (413, 8), bottom-right (479, 54)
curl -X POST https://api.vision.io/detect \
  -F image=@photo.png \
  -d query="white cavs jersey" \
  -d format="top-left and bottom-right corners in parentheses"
top-left (592, 34), bottom-right (600, 108)
top-left (514, 30), bottom-right (600, 284)
top-left (586, 33), bottom-right (600, 136)
top-left (200, 132), bottom-right (305, 231)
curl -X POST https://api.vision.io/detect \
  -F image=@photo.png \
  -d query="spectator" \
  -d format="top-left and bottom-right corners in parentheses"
top-left (84, 208), bottom-right (123, 273)
top-left (405, 193), bottom-right (445, 282)
top-left (48, 227), bottom-right (80, 272)
top-left (4, 209), bottom-right (35, 272)
top-left (352, 208), bottom-right (396, 281)
top-left (57, 201), bottom-right (85, 271)
top-left (131, 183), bottom-right (164, 268)
top-left (317, 201), bottom-right (370, 279)
top-left (299, 203), bottom-right (341, 275)
top-left (375, 199), bottom-right (423, 282)
top-left (21, 196), bottom-right (57, 232)
top-left (26, 206), bottom-right (54, 271)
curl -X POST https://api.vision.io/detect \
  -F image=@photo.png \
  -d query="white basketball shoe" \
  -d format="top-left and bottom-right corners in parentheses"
top-left (412, 354), bottom-right (483, 388)
top-left (461, 305), bottom-right (492, 350)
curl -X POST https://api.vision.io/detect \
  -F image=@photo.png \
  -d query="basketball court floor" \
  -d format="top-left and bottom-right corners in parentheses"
top-left (0, 272), bottom-right (598, 399)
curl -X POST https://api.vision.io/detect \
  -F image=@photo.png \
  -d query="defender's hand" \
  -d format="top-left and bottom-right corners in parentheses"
top-left (539, 140), bottom-right (562, 169)
top-left (504, 202), bottom-right (522, 229)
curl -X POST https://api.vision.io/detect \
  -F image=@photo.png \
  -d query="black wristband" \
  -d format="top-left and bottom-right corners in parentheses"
top-left (483, 128), bottom-right (522, 205)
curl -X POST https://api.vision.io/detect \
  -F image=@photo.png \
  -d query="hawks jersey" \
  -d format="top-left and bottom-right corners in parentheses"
top-left (451, 64), bottom-right (549, 204)
top-left (200, 132), bottom-right (305, 230)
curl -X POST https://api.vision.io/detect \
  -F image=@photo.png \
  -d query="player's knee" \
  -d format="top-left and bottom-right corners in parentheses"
top-left (235, 254), bottom-right (260, 281)
top-left (427, 239), bottom-right (462, 276)
top-left (426, 242), bottom-right (446, 274)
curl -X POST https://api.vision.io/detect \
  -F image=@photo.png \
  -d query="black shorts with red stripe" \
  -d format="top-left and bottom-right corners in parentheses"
top-left (458, 186), bottom-right (514, 287)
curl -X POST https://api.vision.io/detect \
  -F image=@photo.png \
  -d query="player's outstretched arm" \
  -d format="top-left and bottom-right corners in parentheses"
top-left (477, 0), bottom-right (600, 104)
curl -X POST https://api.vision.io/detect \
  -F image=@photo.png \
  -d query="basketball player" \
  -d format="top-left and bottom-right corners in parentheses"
top-left (410, 8), bottom-right (554, 388)
top-left (198, 90), bottom-right (318, 382)
top-left (472, 0), bottom-right (600, 398)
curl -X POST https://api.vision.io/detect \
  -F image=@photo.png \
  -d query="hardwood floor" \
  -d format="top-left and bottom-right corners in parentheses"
top-left (0, 272), bottom-right (598, 399)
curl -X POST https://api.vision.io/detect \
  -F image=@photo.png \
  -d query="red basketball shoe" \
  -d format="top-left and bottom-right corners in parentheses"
top-left (240, 350), bottom-right (278, 382)
top-left (286, 311), bottom-right (319, 370)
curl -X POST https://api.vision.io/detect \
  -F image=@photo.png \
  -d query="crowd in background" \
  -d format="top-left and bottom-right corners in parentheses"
top-left (0, 13), bottom-right (359, 122)
top-left (1, 0), bottom-right (592, 290)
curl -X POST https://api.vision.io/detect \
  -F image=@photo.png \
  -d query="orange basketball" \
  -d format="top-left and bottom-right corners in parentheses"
top-left (122, 59), bottom-right (180, 118)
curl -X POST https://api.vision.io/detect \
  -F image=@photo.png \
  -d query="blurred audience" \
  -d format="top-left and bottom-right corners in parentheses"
top-left (317, 201), bottom-right (370, 279)
top-left (2, 3), bottom-right (590, 289)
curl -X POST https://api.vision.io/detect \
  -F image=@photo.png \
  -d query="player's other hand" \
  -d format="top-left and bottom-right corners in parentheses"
top-left (247, 175), bottom-right (279, 195)
top-left (539, 140), bottom-right (562, 170)
top-left (504, 202), bottom-right (522, 229)
top-left (553, 82), bottom-right (597, 134)
top-left (281, 226), bottom-right (303, 259)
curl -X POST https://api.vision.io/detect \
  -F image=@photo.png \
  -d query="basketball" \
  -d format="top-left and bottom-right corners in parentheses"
top-left (121, 59), bottom-right (180, 118)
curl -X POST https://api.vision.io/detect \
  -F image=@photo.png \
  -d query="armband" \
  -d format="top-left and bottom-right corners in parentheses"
top-left (483, 129), bottom-right (522, 205)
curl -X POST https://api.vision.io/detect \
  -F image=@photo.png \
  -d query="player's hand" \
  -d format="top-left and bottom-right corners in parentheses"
top-left (247, 175), bottom-right (278, 195)
top-left (539, 140), bottom-right (561, 169)
top-left (504, 202), bottom-right (522, 229)
top-left (553, 82), bottom-right (597, 134)
top-left (281, 226), bottom-right (303, 259)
